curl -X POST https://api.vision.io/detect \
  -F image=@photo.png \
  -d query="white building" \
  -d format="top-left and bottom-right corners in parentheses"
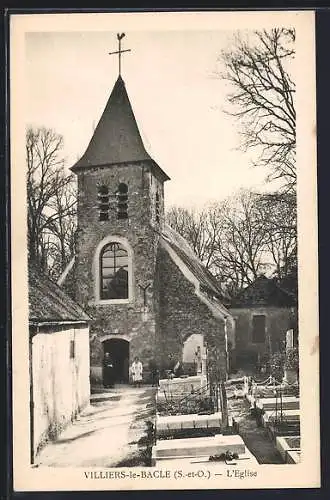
top-left (28, 265), bottom-right (91, 462)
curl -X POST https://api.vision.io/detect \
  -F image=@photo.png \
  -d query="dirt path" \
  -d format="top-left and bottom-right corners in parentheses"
top-left (228, 397), bottom-right (284, 464)
top-left (35, 386), bottom-right (155, 468)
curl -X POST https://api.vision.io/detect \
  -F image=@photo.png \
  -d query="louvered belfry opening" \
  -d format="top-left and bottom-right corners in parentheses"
top-left (98, 185), bottom-right (110, 221)
top-left (117, 182), bottom-right (128, 219)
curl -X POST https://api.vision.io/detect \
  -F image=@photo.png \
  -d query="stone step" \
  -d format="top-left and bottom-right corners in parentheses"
top-left (156, 412), bottom-right (222, 434)
top-left (153, 434), bottom-right (246, 460)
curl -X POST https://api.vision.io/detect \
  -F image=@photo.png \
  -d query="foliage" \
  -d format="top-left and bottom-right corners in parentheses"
top-left (269, 347), bottom-right (299, 381)
top-left (157, 396), bottom-right (214, 416)
top-left (269, 351), bottom-right (285, 381)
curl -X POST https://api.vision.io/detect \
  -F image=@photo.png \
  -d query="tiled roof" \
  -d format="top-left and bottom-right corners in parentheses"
top-left (230, 275), bottom-right (296, 308)
top-left (28, 264), bottom-right (90, 324)
top-left (71, 76), bottom-right (170, 181)
top-left (161, 224), bottom-right (229, 305)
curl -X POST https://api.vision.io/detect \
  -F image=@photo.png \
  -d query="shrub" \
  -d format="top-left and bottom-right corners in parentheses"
top-left (285, 347), bottom-right (299, 371)
top-left (269, 352), bottom-right (285, 381)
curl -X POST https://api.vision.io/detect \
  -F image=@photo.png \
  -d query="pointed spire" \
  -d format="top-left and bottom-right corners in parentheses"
top-left (71, 76), bottom-right (170, 181)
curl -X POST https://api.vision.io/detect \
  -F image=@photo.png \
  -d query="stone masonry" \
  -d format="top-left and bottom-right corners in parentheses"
top-left (68, 75), bottom-right (232, 384)
top-left (73, 162), bottom-right (165, 377)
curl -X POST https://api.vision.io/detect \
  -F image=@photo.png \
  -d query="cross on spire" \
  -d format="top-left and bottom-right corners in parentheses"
top-left (108, 33), bottom-right (131, 76)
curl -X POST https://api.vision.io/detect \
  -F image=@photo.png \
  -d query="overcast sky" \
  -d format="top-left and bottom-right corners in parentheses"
top-left (26, 28), bottom-right (287, 210)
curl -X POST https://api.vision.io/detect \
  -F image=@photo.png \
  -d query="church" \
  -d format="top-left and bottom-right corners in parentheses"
top-left (62, 38), bottom-right (235, 385)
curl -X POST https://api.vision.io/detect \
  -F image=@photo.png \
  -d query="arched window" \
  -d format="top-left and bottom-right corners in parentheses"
top-left (155, 192), bottom-right (160, 223)
top-left (100, 242), bottom-right (128, 300)
top-left (117, 183), bottom-right (128, 219)
top-left (97, 185), bottom-right (109, 221)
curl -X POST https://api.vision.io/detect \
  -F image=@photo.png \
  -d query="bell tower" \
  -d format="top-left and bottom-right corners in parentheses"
top-left (71, 36), bottom-right (170, 383)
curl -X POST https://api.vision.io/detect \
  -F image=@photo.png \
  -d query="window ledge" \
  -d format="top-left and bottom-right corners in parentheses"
top-left (91, 298), bottom-right (132, 306)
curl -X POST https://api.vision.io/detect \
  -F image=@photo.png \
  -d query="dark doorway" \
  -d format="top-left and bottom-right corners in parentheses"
top-left (102, 338), bottom-right (129, 383)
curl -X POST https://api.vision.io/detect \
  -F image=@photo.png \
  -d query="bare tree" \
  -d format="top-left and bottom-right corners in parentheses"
top-left (26, 126), bottom-right (77, 277)
top-left (221, 28), bottom-right (296, 192)
top-left (211, 191), bottom-right (270, 294)
top-left (167, 192), bottom-right (270, 295)
top-left (167, 189), bottom-right (297, 297)
top-left (166, 206), bottom-right (212, 265)
top-left (256, 192), bottom-right (297, 294)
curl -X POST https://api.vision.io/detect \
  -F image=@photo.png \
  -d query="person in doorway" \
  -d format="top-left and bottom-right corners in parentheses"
top-left (131, 357), bottom-right (143, 387)
top-left (102, 352), bottom-right (114, 388)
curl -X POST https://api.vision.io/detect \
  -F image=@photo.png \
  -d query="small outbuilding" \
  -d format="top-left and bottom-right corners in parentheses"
top-left (28, 265), bottom-right (91, 462)
top-left (229, 275), bottom-right (297, 371)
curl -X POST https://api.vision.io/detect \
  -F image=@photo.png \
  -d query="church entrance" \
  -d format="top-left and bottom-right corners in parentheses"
top-left (102, 338), bottom-right (129, 384)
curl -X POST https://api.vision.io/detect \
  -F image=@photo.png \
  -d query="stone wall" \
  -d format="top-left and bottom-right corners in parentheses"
top-left (73, 162), bottom-right (164, 378)
top-left (31, 325), bottom-right (90, 460)
top-left (230, 306), bottom-right (295, 366)
top-left (156, 245), bottom-right (227, 380)
top-left (73, 160), bottom-right (229, 383)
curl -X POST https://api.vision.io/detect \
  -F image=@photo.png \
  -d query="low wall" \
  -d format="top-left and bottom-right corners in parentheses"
top-left (276, 436), bottom-right (301, 462)
top-left (159, 375), bottom-right (207, 396)
top-left (286, 449), bottom-right (301, 464)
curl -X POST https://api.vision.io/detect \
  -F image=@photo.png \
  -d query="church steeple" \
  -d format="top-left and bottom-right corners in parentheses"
top-left (71, 75), bottom-right (170, 181)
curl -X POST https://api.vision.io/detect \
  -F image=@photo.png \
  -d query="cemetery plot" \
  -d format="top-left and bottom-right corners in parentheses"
top-left (156, 376), bottom-right (214, 416)
top-left (153, 375), bottom-right (260, 467)
top-left (225, 377), bottom-right (302, 463)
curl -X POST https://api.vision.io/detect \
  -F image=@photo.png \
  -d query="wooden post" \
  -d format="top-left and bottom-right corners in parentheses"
top-left (29, 333), bottom-right (35, 464)
top-left (217, 382), bottom-right (221, 414)
top-left (214, 383), bottom-right (219, 412)
top-left (220, 380), bottom-right (228, 429)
